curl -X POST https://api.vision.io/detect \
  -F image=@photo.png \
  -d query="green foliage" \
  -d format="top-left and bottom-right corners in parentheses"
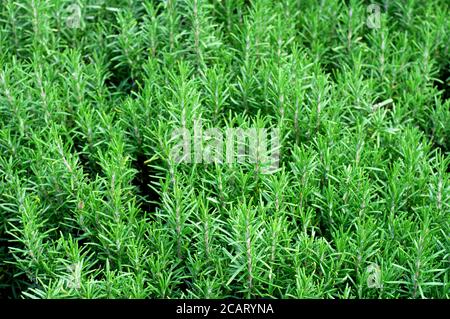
top-left (0, 0), bottom-right (449, 299)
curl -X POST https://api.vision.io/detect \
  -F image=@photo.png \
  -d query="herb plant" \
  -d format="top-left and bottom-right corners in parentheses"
top-left (0, 0), bottom-right (448, 299)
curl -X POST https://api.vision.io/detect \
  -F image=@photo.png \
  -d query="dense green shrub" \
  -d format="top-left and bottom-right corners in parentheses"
top-left (0, 0), bottom-right (448, 298)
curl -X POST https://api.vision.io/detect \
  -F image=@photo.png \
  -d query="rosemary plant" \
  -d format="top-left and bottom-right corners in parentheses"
top-left (0, 0), bottom-right (448, 299)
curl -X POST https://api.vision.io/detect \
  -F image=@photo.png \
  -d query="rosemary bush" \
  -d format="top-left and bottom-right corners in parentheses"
top-left (0, 0), bottom-right (448, 299)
